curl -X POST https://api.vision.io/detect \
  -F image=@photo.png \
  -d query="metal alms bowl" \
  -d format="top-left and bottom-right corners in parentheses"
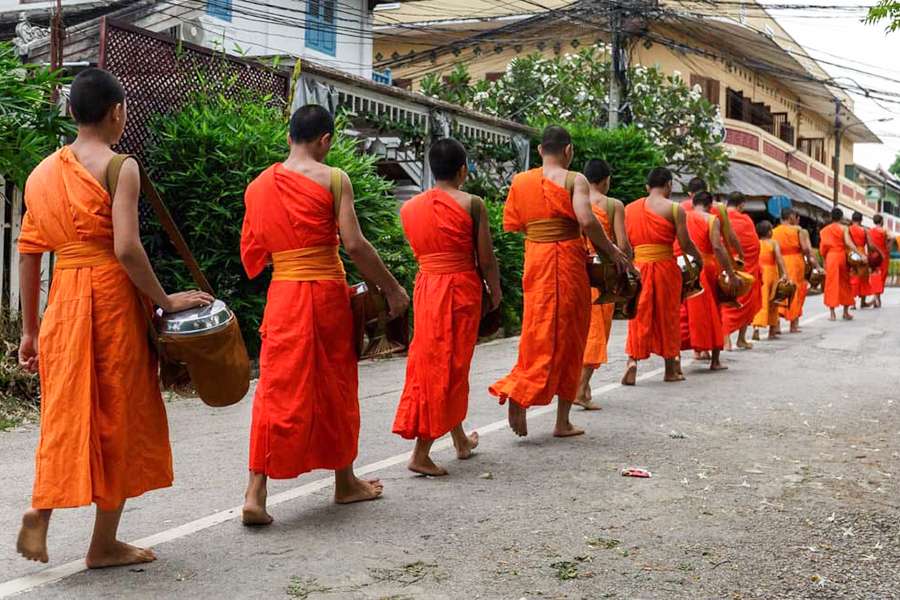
top-left (157, 299), bottom-right (234, 337)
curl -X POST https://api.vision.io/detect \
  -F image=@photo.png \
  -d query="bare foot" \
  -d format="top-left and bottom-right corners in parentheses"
top-left (828, 314), bottom-right (836, 322)
top-left (621, 363), bottom-right (637, 386)
top-left (455, 432), bottom-right (479, 460)
top-left (241, 504), bottom-right (273, 526)
top-left (710, 362), bottom-right (728, 371)
top-left (695, 351), bottom-right (711, 360)
top-left (508, 402), bottom-right (528, 437)
top-left (407, 456), bottom-right (448, 477)
top-left (842, 313), bottom-right (854, 321)
top-left (736, 340), bottom-right (753, 350)
top-left (335, 478), bottom-right (384, 504)
top-left (16, 510), bottom-right (50, 563)
top-left (553, 422), bottom-right (585, 438)
top-left (790, 327), bottom-right (801, 333)
top-left (752, 329), bottom-right (760, 341)
top-left (574, 398), bottom-right (602, 410)
top-left (85, 541), bottom-right (156, 569)
top-left (664, 373), bottom-right (686, 382)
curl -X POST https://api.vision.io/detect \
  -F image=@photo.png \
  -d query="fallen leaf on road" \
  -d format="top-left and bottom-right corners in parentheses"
top-left (479, 472), bottom-right (493, 480)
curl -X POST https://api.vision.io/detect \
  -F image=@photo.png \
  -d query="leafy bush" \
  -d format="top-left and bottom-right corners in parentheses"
top-left (145, 91), bottom-right (412, 354)
top-left (0, 316), bottom-right (39, 430)
top-left (0, 42), bottom-right (75, 187)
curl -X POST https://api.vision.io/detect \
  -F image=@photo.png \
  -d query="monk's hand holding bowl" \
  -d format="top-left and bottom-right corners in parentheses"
top-left (162, 290), bottom-right (215, 314)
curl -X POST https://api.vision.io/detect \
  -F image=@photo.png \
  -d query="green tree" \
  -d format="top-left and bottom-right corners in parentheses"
top-left (0, 42), bottom-right (75, 187)
top-left (865, 1), bottom-right (900, 33)
top-left (890, 153), bottom-right (900, 178)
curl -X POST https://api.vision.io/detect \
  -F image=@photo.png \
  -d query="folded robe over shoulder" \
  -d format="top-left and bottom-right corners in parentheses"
top-left (489, 168), bottom-right (590, 407)
top-left (18, 147), bottom-right (172, 510)
top-left (393, 189), bottom-right (481, 440)
top-left (241, 164), bottom-right (359, 478)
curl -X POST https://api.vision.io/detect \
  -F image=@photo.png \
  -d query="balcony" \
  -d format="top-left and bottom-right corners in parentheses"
top-left (722, 118), bottom-right (876, 217)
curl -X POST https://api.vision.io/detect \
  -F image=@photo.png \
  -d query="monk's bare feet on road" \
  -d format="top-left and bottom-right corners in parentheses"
top-left (508, 402), bottom-right (528, 437)
top-left (663, 358), bottom-right (684, 382)
top-left (335, 477), bottom-right (384, 504)
top-left (710, 362), bottom-right (728, 371)
top-left (737, 339), bottom-right (753, 350)
top-left (553, 422), bottom-right (585, 437)
top-left (85, 541), bottom-right (156, 569)
top-left (621, 360), bottom-right (637, 386)
top-left (17, 509), bottom-right (50, 563)
top-left (575, 398), bottom-right (602, 410)
top-left (241, 503), bottom-right (274, 526)
top-left (407, 456), bottom-right (448, 477)
top-left (752, 329), bottom-right (761, 340)
top-left (453, 431), bottom-right (479, 460)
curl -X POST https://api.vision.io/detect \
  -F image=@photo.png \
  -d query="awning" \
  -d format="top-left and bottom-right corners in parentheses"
top-left (676, 161), bottom-right (833, 218)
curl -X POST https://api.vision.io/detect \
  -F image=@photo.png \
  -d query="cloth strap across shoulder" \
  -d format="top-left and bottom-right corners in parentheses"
top-left (329, 167), bottom-right (343, 219)
top-left (106, 154), bottom-right (213, 295)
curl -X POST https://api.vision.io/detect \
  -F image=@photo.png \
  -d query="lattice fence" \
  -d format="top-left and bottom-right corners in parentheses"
top-left (100, 20), bottom-right (290, 162)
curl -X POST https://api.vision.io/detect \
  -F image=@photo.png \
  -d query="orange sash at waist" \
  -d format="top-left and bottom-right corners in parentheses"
top-left (54, 241), bottom-right (117, 269)
top-left (781, 247), bottom-right (802, 256)
top-left (524, 218), bottom-right (580, 243)
top-left (272, 245), bottom-right (346, 281)
top-left (418, 251), bottom-right (475, 274)
top-left (634, 243), bottom-right (674, 263)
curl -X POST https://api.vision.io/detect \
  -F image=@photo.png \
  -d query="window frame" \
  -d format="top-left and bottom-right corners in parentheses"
top-left (306, 0), bottom-right (338, 57)
top-left (206, 0), bottom-right (233, 22)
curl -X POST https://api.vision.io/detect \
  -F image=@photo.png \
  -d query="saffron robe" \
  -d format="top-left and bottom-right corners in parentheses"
top-left (721, 209), bottom-right (761, 334)
top-left (583, 204), bottom-right (615, 368)
top-left (18, 147), bottom-right (172, 510)
top-left (624, 198), bottom-right (681, 360)
top-left (848, 224), bottom-right (870, 297)
top-left (752, 240), bottom-right (780, 328)
top-left (489, 169), bottom-right (590, 407)
top-left (393, 189), bottom-right (481, 440)
top-left (683, 209), bottom-right (723, 352)
top-left (868, 226), bottom-right (889, 295)
top-left (773, 224), bottom-right (808, 321)
top-left (241, 164), bottom-right (358, 478)
top-left (819, 223), bottom-right (853, 309)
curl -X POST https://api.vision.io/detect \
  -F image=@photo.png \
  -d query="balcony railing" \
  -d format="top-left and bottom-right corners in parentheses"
top-left (723, 118), bottom-right (875, 216)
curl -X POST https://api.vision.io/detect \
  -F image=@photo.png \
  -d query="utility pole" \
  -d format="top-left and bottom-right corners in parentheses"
top-left (608, 1), bottom-right (622, 129)
top-left (832, 97), bottom-right (842, 209)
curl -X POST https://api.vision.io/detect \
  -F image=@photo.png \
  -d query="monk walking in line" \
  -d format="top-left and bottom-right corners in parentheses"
top-left (868, 214), bottom-right (893, 308)
top-left (490, 126), bottom-right (631, 438)
top-left (752, 221), bottom-right (788, 340)
top-left (682, 177), bottom-right (744, 263)
top-left (683, 191), bottom-right (736, 371)
top-left (241, 105), bottom-right (409, 524)
top-left (721, 192), bottom-right (761, 351)
top-left (622, 167), bottom-right (702, 385)
top-left (16, 68), bottom-right (213, 566)
top-left (575, 159), bottom-right (632, 411)
top-left (848, 211), bottom-right (871, 308)
top-left (820, 208), bottom-right (860, 322)
top-left (774, 208), bottom-right (819, 333)
top-left (393, 138), bottom-right (501, 476)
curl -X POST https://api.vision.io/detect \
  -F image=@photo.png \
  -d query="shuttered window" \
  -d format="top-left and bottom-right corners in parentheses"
top-left (306, 0), bottom-right (337, 56)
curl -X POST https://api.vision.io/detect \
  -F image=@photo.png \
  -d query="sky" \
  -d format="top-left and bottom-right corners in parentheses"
top-left (770, 0), bottom-right (900, 171)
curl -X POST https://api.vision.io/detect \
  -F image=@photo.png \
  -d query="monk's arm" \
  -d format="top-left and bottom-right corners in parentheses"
top-left (842, 226), bottom-right (861, 253)
top-left (722, 212), bottom-right (744, 261)
top-left (337, 171), bottom-right (409, 318)
top-left (799, 229), bottom-right (820, 267)
top-left (474, 199), bottom-right (502, 309)
top-left (674, 206), bottom-right (703, 267)
top-left (773, 240), bottom-right (787, 278)
top-left (613, 200), bottom-right (633, 259)
top-left (711, 219), bottom-right (735, 277)
top-left (572, 175), bottom-right (630, 271)
top-left (18, 253), bottom-right (42, 372)
top-left (111, 159), bottom-right (213, 313)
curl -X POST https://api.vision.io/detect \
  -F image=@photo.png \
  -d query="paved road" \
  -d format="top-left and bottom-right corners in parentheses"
top-left (1, 291), bottom-right (898, 599)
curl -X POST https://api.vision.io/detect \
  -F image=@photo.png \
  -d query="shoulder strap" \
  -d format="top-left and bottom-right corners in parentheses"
top-left (708, 214), bottom-right (716, 234)
top-left (107, 154), bottom-right (214, 295)
top-left (330, 167), bottom-right (343, 220)
top-left (564, 171), bottom-right (577, 198)
top-left (607, 197), bottom-right (615, 230)
top-left (469, 194), bottom-right (485, 271)
top-left (671, 202), bottom-right (679, 223)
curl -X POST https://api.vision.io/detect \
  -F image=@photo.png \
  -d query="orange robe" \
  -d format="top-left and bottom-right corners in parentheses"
top-left (18, 147), bottom-right (172, 510)
top-left (868, 227), bottom-right (889, 295)
top-left (489, 169), bottom-right (590, 407)
top-left (625, 198), bottom-right (681, 360)
top-left (683, 209), bottom-right (723, 352)
top-left (721, 209), bottom-right (761, 334)
top-left (241, 164), bottom-right (358, 478)
top-left (773, 224), bottom-right (808, 321)
top-left (752, 240), bottom-right (779, 327)
top-left (849, 224), bottom-right (870, 297)
top-left (393, 189), bottom-right (481, 440)
top-left (583, 204), bottom-right (615, 368)
top-left (820, 223), bottom-right (853, 309)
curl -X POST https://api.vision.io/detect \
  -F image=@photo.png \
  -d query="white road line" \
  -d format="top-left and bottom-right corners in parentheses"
top-left (0, 310), bottom-right (832, 598)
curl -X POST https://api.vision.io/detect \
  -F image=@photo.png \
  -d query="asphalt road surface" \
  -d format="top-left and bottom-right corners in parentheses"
top-left (1, 291), bottom-right (898, 599)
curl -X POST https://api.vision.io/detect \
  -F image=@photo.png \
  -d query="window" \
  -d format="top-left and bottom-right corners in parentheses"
top-left (206, 0), bottom-right (232, 22)
top-left (690, 74), bottom-right (720, 107)
top-left (306, 0), bottom-right (337, 56)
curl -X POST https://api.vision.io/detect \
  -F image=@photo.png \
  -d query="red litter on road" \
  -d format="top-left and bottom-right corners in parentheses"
top-left (621, 468), bottom-right (652, 478)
